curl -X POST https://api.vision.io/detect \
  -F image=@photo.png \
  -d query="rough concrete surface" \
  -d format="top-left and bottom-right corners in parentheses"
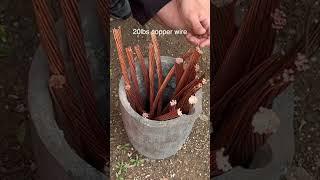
top-left (28, 43), bottom-right (106, 180)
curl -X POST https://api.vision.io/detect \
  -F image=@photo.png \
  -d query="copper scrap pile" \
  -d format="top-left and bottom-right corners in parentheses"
top-left (113, 27), bottom-right (206, 121)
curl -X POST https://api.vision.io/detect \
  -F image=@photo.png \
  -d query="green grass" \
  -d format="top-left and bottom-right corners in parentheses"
top-left (114, 144), bottom-right (146, 179)
top-left (129, 154), bottom-right (144, 167)
top-left (115, 161), bottom-right (129, 180)
top-left (116, 143), bottom-right (130, 153)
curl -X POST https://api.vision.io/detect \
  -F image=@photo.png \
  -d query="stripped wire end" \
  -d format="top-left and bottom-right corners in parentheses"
top-left (195, 64), bottom-right (200, 72)
top-left (142, 112), bottom-right (149, 119)
top-left (271, 8), bottom-right (287, 31)
top-left (125, 85), bottom-right (131, 90)
top-left (49, 74), bottom-right (66, 89)
top-left (196, 46), bottom-right (204, 54)
top-left (197, 83), bottom-right (203, 89)
top-left (188, 95), bottom-right (198, 105)
top-left (175, 57), bottom-right (184, 64)
top-left (170, 100), bottom-right (177, 106)
top-left (216, 148), bottom-right (232, 172)
top-left (202, 78), bottom-right (208, 85)
top-left (177, 108), bottom-right (183, 117)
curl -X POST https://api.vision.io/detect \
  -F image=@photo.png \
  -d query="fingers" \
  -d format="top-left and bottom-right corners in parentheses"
top-left (186, 33), bottom-right (210, 47)
top-left (186, 33), bottom-right (201, 45)
top-left (201, 18), bottom-right (210, 34)
top-left (187, 12), bottom-right (209, 47)
top-left (188, 15), bottom-right (207, 35)
top-left (199, 38), bottom-right (210, 48)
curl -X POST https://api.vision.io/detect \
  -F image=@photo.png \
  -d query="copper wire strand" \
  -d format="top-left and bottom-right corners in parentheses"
top-left (151, 33), bottom-right (164, 115)
top-left (134, 45), bottom-right (150, 101)
top-left (126, 46), bottom-right (144, 110)
top-left (148, 43), bottom-right (156, 112)
top-left (150, 66), bottom-right (176, 117)
top-left (32, 0), bottom-right (108, 170)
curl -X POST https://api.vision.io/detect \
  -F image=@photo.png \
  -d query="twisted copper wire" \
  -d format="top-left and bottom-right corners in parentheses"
top-left (154, 109), bottom-right (179, 121)
top-left (212, 3), bottom-right (237, 75)
top-left (175, 50), bottom-right (201, 94)
top-left (97, 0), bottom-right (109, 37)
top-left (150, 66), bottom-right (176, 117)
top-left (211, 0), bottom-right (320, 176)
top-left (113, 28), bottom-right (131, 87)
top-left (135, 45), bottom-right (150, 101)
top-left (32, 0), bottom-right (64, 74)
top-left (212, 0), bottom-right (280, 102)
top-left (32, 0), bottom-right (108, 170)
top-left (126, 47), bottom-right (144, 108)
top-left (175, 62), bottom-right (184, 85)
top-left (148, 43), bottom-right (156, 111)
top-left (151, 33), bottom-right (164, 115)
top-left (59, 0), bottom-right (108, 168)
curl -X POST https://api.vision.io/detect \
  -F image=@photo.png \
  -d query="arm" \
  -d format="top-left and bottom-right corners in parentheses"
top-left (128, 0), bottom-right (171, 25)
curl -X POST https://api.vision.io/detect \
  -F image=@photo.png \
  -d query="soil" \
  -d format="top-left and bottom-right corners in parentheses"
top-left (0, 0), bottom-right (38, 179)
top-left (110, 17), bottom-right (210, 179)
top-left (277, 0), bottom-right (320, 179)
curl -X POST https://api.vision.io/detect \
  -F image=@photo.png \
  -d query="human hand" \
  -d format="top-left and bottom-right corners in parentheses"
top-left (154, 0), bottom-right (187, 30)
top-left (176, 0), bottom-right (210, 47)
top-left (154, 0), bottom-right (210, 47)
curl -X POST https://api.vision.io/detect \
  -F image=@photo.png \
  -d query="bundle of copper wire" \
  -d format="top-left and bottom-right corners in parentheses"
top-left (211, 0), bottom-right (320, 176)
top-left (32, 0), bottom-right (109, 171)
top-left (113, 27), bottom-right (206, 121)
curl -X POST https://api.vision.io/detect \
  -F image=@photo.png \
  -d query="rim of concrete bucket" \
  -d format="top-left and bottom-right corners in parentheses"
top-left (214, 85), bottom-right (295, 180)
top-left (118, 56), bottom-right (203, 127)
top-left (28, 46), bottom-right (106, 180)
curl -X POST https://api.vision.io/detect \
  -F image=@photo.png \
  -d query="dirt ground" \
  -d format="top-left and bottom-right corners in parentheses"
top-left (109, 18), bottom-right (210, 180)
top-left (0, 1), bottom-right (38, 179)
top-left (291, 57), bottom-right (320, 180)
top-left (276, 0), bottom-right (320, 179)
